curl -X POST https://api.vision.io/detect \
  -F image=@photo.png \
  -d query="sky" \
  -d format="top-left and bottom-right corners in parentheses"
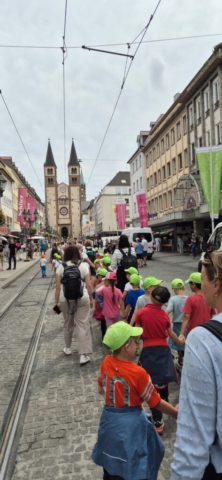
top-left (0, 0), bottom-right (222, 202)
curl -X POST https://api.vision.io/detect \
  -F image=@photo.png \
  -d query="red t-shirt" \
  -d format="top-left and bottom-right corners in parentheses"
top-left (182, 293), bottom-right (216, 334)
top-left (98, 355), bottom-right (160, 409)
top-left (135, 303), bottom-right (171, 346)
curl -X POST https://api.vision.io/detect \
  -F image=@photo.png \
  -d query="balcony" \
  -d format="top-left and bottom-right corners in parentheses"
top-left (190, 124), bottom-right (194, 131)
top-left (197, 117), bottom-right (201, 125)
top-left (214, 100), bottom-right (220, 110)
top-left (205, 109), bottom-right (210, 118)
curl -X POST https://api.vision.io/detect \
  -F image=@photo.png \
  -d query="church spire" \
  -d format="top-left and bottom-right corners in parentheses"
top-left (44, 139), bottom-right (56, 167)
top-left (68, 138), bottom-right (80, 167)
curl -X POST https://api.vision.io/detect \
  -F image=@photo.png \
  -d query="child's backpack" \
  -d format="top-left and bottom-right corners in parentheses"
top-left (61, 261), bottom-right (83, 313)
top-left (86, 248), bottom-right (95, 263)
top-left (119, 248), bottom-right (138, 270)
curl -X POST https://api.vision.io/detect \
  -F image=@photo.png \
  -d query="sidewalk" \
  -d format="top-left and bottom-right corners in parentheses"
top-left (0, 255), bottom-right (40, 289)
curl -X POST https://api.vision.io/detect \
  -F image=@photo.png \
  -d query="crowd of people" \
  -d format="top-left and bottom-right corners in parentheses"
top-left (47, 234), bottom-right (222, 480)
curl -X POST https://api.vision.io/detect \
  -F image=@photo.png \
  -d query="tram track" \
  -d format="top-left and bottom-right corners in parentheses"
top-left (0, 270), bottom-right (55, 480)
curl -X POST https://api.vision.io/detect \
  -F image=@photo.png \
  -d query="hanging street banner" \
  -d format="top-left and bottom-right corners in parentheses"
top-left (26, 197), bottom-right (37, 222)
top-left (115, 202), bottom-right (126, 230)
top-left (196, 146), bottom-right (222, 219)
top-left (136, 191), bottom-right (148, 227)
top-left (17, 188), bottom-right (27, 222)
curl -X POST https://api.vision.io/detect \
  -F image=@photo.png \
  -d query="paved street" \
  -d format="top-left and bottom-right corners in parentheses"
top-left (7, 252), bottom-right (197, 480)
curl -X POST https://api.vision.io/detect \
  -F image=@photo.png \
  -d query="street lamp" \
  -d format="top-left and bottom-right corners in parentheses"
top-left (0, 172), bottom-right (7, 197)
top-left (22, 208), bottom-right (39, 239)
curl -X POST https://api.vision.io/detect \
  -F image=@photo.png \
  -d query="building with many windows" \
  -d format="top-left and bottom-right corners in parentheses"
top-left (144, 46), bottom-right (222, 250)
top-left (127, 130), bottom-right (149, 227)
top-left (94, 172), bottom-right (132, 235)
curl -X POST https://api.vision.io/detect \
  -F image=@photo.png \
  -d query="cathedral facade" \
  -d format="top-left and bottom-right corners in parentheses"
top-left (44, 140), bottom-right (85, 239)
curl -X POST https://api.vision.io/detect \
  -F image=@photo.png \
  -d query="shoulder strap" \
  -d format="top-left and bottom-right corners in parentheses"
top-left (200, 320), bottom-right (222, 342)
top-left (128, 247), bottom-right (131, 255)
top-left (120, 249), bottom-right (126, 257)
top-left (62, 261), bottom-right (67, 268)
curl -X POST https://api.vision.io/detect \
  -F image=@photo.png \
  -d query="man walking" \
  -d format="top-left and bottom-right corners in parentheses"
top-left (141, 235), bottom-right (148, 266)
top-left (155, 236), bottom-right (161, 252)
top-left (190, 233), bottom-right (197, 259)
top-left (7, 238), bottom-right (17, 270)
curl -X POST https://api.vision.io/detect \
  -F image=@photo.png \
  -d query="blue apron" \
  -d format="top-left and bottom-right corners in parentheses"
top-left (139, 346), bottom-right (179, 385)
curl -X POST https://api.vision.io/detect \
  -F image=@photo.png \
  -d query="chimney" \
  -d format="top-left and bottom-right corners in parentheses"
top-left (174, 92), bottom-right (180, 102)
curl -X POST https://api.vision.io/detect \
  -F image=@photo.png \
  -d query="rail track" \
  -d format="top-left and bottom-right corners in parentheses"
top-left (0, 268), bottom-right (55, 480)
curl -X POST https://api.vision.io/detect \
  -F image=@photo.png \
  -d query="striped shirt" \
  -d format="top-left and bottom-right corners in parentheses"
top-left (111, 247), bottom-right (136, 270)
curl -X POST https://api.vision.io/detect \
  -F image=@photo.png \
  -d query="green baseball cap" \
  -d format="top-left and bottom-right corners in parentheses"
top-left (54, 253), bottom-right (61, 259)
top-left (171, 278), bottom-right (185, 289)
top-left (97, 268), bottom-right (108, 277)
top-left (142, 276), bottom-right (162, 289)
top-left (124, 267), bottom-right (138, 275)
top-left (103, 321), bottom-right (143, 351)
top-left (185, 272), bottom-right (202, 284)
top-left (129, 273), bottom-right (142, 285)
top-left (94, 258), bottom-right (101, 265)
top-left (102, 256), bottom-right (111, 265)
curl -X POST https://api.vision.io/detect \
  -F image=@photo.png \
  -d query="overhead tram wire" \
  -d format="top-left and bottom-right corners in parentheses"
top-left (0, 90), bottom-right (44, 193)
top-left (62, 0), bottom-right (68, 184)
top-left (86, 0), bottom-right (163, 186)
top-left (0, 33), bottom-right (221, 50)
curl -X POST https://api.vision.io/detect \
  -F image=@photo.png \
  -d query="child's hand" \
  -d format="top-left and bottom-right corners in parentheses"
top-left (179, 334), bottom-right (186, 344)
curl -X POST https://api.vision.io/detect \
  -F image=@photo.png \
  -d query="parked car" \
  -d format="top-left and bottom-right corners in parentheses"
top-left (121, 227), bottom-right (155, 259)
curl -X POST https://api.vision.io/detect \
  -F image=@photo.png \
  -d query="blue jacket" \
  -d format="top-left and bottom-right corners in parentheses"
top-left (92, 406), bottom-right (164, 480)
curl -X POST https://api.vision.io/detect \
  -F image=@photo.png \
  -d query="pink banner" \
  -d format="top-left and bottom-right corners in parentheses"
top-left (115, 202), bottom-right (126, 230)
top-left (26, 197), bottom-right (36, 221)
top-left (136, 192), bottom-right (148, 227)
top-left (17, 188), bottom-right (27, 222)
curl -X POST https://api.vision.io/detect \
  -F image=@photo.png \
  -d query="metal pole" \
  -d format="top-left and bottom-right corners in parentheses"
top-left (210, 146), bottom-right (214, 233)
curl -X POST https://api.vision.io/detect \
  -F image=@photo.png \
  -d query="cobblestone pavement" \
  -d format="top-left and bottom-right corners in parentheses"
top-left (8, 255), bottom-right (195, 480)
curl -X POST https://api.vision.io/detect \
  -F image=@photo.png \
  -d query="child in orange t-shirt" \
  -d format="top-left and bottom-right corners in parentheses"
top-left (92, 321), bottom-right (178, 480)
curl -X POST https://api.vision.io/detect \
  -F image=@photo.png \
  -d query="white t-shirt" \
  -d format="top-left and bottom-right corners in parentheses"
top-left (141, 238), bottom-right (148, 252)
top-left (124, 280), bottom-right (143, 292)
top-left (40, 258), bottom-right (47, 267)
top-left (57, 261), bottom-right (89, 302)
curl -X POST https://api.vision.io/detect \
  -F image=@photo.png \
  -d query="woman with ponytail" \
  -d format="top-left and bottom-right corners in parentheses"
top-left (96, 272), bottom-right (124, 328)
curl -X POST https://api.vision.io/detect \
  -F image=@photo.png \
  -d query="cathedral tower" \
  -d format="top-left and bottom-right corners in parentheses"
top-left (44, 140), bottom-right (58, 231)
top-left (68, 139), bottom-right (81, 239)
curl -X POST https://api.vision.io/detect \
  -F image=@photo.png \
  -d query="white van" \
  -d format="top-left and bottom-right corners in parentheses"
top-left (121, 227), bottom-right (155, 259)
top-left (198, 222), bottom-right (222, 271)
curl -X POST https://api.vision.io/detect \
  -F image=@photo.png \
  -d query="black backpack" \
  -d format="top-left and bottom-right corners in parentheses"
top-left (200, 319), bottom-right (222, 341)
top-left (119, 248), bottom-right (138, 270)
top-left (61, 261), bottom-right (83, 312)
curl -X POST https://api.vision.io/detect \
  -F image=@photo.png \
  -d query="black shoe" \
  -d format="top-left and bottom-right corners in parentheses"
top-left (6, 268), bottom-right (11, 270)
top-left (13, 268), bottom-right (16, 270)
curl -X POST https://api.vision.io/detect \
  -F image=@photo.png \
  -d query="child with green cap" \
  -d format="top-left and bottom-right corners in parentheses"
top-left (179, 272), bottom-right (216, 343)
top-left (93, 268), bottom-right (108, 340)
top-left (101, 255), bottom-right (113, 272)
top-left (91, 321), bottom-right (179, 480)
top-left (123, 267), bottom-right (143, 302)
top-left (130, 276), bottom-right (162, 326)
top-left (165, 279), bottom-right (187, 368)
top-left (123, 273), bottom-right (145, 323)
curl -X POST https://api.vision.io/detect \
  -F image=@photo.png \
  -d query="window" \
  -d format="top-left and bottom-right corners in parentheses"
top-left (116, 187), bottom-right (121, 194)
top-left (149, 151), bottom-right (153, 165)
top-left (147, 178), bottom-right (149, 190)
top-left (162, 166), bottom-right (166, 180)
top-left (47, 178), bottom-right (53, 184)
top-left (159, 196), bottom-right (163, 211)
top-left (167, 162), bottom-right (171, 177)
top-left (213, 82), bottom-right (219, 106)
top-left (189, 106), bottom-right (194, 126)
top-left (196, 98), bottom-right (201, 121)
top-left (215, 123), bottom-right (221, 145)
top-left (126, 209), bottom-right (130, 218)
top-left (177, 122), bottom-right (181, 140)
top-left (168, 191), bottom-right (172, 208)
top-left (140, 177), bottom-right (142, 189)
top-left (183, 115), bottom-right (187, 134)
top-left (157, 143), bottom-right (160, 158)
top-left (72, 177), bottom-right (77, 184)
top-left (198, 137), bottom-right (202, 147)
top-left (163, 193), bottom-right (167, 209)
top-left (171, 129), bottom-right (175, 145)
top-left (139, 155), bottom-right (142, 167)
top-left (204, 90), bottom-right (209, 113)
top-left (134, 202), bottom-right (136, 214)
top-left (146, 155), bottom-right (149, 168)
top-left (172, 158), bottom-right (176, 174)
top-left (190, 143), bottom-right (195, 165)
top-left (161, 138), bottom-right (164, 154)
top-left (206, 130), bottom-right (211, 147)
top-left (184, 149), bottom-right (188, 167)
top-left (136, 180), bottom-right (139, 191)
top-left (71, 167), bottom-right (77, 174)
top-left (155, 197), bottom-right (158, 212)
top-left (136, 159), bottom-right (138, 170)
top-left (47, 168), bottom-right (53, 175)
top-left (122, 187), bottom-right (128, 194)
top-left (158, 169), bottom-right (161, 183)
top-left (154, 172), bottom-right (157, 185)
top-left (125, 198), bottom-right (129, 205)
top-left (133, 183), bottom-right (135, 193)
top-left (166, 134), bottom-right (170, 149)
top-left (59, 197), bottom-right (68, 205)
top-left (178, 153), bottom-right (183, 170)
top-left (150, 176), bottom-right (153, 188)
top-left (132, 163), bottom-right (135, 173)
top-left (153, 148), bottom-right (156, 161)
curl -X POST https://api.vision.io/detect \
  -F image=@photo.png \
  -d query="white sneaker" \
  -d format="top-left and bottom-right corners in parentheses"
top-left (79, 354), bottom-right (90, 365)
top-left (63, 347), bottom-right (72, 355)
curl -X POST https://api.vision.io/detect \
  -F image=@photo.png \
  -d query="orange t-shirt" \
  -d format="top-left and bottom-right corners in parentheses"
top-left (98, 355), bottom-right (160, 409)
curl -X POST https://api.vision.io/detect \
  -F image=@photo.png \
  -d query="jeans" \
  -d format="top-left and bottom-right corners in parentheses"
top-left (191, 246), bottom-right (196, 258)
top-left (150, 385), bottom-right (169, 423)
top-left (9, 256), bottom-right (16, 269)
top-left (41, 266), bottom-right (46, 276)
top-left (178, 243), bottom-right (183, 254)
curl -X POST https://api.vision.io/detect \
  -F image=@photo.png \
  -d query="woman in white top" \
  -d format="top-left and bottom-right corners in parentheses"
top-left (111, 235), bottom-right (136, 292)
top-left (54, 245), bottom-right (93, 365)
